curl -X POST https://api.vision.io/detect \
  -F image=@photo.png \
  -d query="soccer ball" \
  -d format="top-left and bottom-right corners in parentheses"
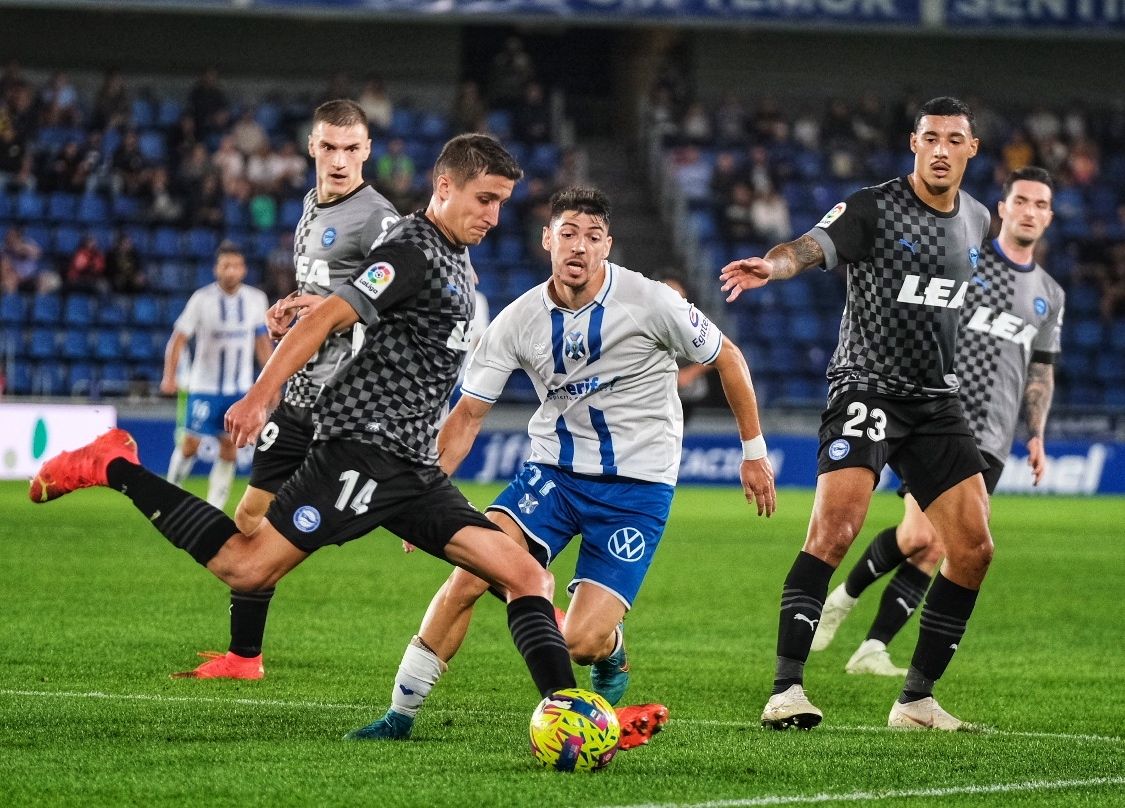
top-left (529, 688), bottom-right (620, 772)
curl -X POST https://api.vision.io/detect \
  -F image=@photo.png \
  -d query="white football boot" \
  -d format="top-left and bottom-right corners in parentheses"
top-left (888, 696), bottom-right (965, 731)
top-left (761, 684), bottom-right (823, 730)
top-left (810, 584), bottom-right (856, 652)
top-left (845, 639), bottom-right (909, 677)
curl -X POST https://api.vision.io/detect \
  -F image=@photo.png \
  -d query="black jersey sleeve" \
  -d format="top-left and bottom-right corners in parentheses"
top-left (333, 240), bottom-right (427, 326)
top-left (807, 188), bottom-right (879, 269)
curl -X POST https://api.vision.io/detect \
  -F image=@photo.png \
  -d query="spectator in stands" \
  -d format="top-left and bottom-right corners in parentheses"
top-left (189, 173), bottom-right (224, 228)
top-left (0, 102), bottom-right (27, 185)
top-left (245, 141), bottom-right (281, 195)
top-left (374, 137), bottom-right (416, 212)
top-left (263, 231), bottom-right (296, 300)
top-left (65, 234), bottom-right (108, 294)
top-left (273, 141), bottom-right (308, 192)
top-left (1001, 128), bottom-right (1035, 172)
top-left (231, 107), bottom-right (268, 156)
top-left (719, 182), bottom-right (758, 246)
top-left (671, 145), bottom-right (711, 205)
top-left (680, 101), bottom-right (713, 146)
top-left (167, 113), bottom-right (200, 175)
top-left (487, 35), bottom-right (535, 110)
top-left (554, 146), bottom-right (589, 189)
top-left (452, 80), bottom-right (487, 134)
top-left (112, 129), bottom-right (150, 197)
top-left (147, 166), bottom-right (184, 224)
top-left (1, 225), bottom-right (52, 293)
top-left (358, 75), bottom-right (393, 134)
top-left (187, 67), bottom-right (230, 137)
top-left (40, 139), bottom-right (86, 193)
top-left (710, 151), bottom-right (745, 210)
top-left (92, 68), bottom-right (130, 131)
top-left (211, 135), bottom-right (245, 196)
top-left (514, 81), bottom-right (551, 144)
top-left (749, 184), bottom-right (792, 245)
top-left (106, 231), bottom-right (146, 294)
top-left (714, 94), bottom-right (748, 147)
top-left (319, 71), bottom-right (352, 106)
top-left (37, 71), bottom-right (81, 127)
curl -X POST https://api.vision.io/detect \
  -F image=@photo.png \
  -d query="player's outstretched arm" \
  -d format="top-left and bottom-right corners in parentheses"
top-left (711, 336), bottom-right (776, 516)
top-left (1023, 361), bottom-right (1056, 485)
top-left (159, 331), bottom-right (189, 395)
top-left (719, 234), bottom-right (825, 302)
top-left (437, 395), bottom-right (494, 476)
top-left (226, 295), bottom-right (359, 447)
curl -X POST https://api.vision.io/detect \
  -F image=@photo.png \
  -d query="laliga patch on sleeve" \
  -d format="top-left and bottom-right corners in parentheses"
top-left (354, 261), bottom-right (395, 300)
top-left (816, 202), bottom-right (846, 229)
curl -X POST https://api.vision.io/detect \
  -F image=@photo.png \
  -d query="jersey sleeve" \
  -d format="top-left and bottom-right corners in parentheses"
top-left (333, 240), bottom-right (427, 326)
top-left (459, 304), bottom-right (522, 403)
top-left (1031, 283), bottom-right (1065, 361)
top-left (173, 291), bottom-right (202, 337)
top-left (360, 196), bottom-right (400, 253)
top-left (646, 280), bottom-right (724, 365)
top-left (806, 187), bottom-right (879, 270)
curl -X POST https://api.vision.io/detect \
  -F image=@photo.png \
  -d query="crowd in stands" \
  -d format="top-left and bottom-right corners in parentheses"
top-left (0, 47), bottom-right (576, 398)
top-left (647, 79), bottom-right (1125, 409)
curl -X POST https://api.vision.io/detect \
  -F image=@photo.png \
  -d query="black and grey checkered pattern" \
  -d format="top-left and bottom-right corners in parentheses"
top-left (955, 241), bottom-right (1065, 459)
top-left (313, 214), bottom-right (476, 465)
top-left (827, 177), bottom-right (990, 402)
top-left (286, 185), bottom-right (398, 409)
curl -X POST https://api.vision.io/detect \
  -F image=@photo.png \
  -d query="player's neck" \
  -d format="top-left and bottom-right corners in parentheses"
top-left (906, 173), bottom-right (958, 213)
top-left (547, 268), bottom-right (606, 311)
top-left (995, 234), bottom-right (1035, 266)
top-left (316, 181), bottom-right (362, 206)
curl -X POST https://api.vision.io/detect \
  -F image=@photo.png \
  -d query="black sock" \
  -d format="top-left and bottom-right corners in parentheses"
top-left (507, 595), bottom-right (575, 697)
top-left (868, 562), bottom-right (931, 645)
top-left (229, 588), bottom-right (275, 658)
top-left (106, 459), bottom-right (235, 566)
top-left (773, 551), bottom-right (835, 694)
top-left (904, 573), bottom-right (978, 700)
top-left (844, 527), bottom-right (907, 598)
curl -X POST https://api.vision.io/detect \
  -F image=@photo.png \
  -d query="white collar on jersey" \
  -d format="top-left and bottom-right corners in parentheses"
top-left (539, 261), bottom-right (617, 315)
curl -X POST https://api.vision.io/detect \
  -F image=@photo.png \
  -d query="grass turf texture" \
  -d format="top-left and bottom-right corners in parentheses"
top-left (1, 480), bottom-right (1122, 807)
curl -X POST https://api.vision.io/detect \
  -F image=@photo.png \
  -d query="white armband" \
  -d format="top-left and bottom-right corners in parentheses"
top-left (742, 435), bottom-right (767, 461)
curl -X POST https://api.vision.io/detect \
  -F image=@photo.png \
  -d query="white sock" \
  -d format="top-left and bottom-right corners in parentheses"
top-left (167, 448), bottom-right (196, 485)
top-left (206, 458), bottom-right (235, 509)
top-left (390, 637), bottom-right (447, 719)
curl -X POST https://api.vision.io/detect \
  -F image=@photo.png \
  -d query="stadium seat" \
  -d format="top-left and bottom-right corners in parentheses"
top-left (60, 329), bottom-right (90, 360)
top-left (1066, 285), bottom-right (1100, 317)
top-left (47, 192), bottom-right (79, 222)
top-left (157, 98), bottom-right (184, 128)
top-left (495, 234), bottom-right (524, 266)
top-left (36, 361), bottom-right (68, 396)
top-left (222, 198), bottom-right (249, 230)
top-left (7, 359), bottom-right (33, 394)
top-left (53, 225), bottom-right (82, 257)
top-left (111, 195), bottom-right (144, 222)
top-left (151, 227), bottom-right (182, 259)
top-left (1071, 320), bottom-right (1104, 350)
top-left (92, 329), bottom-right (122, 361)
top-left (68, 361), bottom-right (96, 394)
top-left (279, 198), bottom-right (304, 230)
top-left (389, 108), bottom-right (417, 138)
top-left (131, 97), bottom-right (155, 128)
top-left (131, 295), bottom-right (161, 327)
top-left (486, 110), bottom-right (512, 140)
top-left (0, 293), bottom-right (28, 324)
top-left (27, 327), bottom-right (58, 359)
top-left (185, 228), bottom-right (218, 259)
top-left (15, 190), bottom-right (46, 221)
top-left (76, 194), bottom-right (110, 225)
top-left (30, 294), bottom-right (62, 324)
top-left (96, 297), bottom-right (130, 326)
top-left (63, 295), bottom-right (96, 327)
top-left (124, 330), bottom-right (159, 361)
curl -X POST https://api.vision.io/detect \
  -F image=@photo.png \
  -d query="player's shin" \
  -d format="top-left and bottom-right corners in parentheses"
top-left (107, 458), bottom-right (236, 566)
top-left (845, 527), bottom-right (907, 598)
top-left (207, 458), bottom-right (235, 509)
top-left (868, 561), bottom-right (931, 644)
top-left (507, 595), bottom-right (576, 696)
top-left (166, 447), bottom-right (196, 486)
top-left (774, 551), bottom-right (835, 693)
top-left (900, 573), bottom-right (978, 702)
top-left (389, 636), bottom-right (448, 718)
top-left (229, 588), bottom-right (274, 658)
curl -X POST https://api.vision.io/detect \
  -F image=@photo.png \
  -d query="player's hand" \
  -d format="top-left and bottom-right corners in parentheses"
top-left (402, 541), bottom-right (417, 553)
top-left (158, 377), bottom-right (178, 396)
top-left (267, 293), bottom-right (323, 339)
top-left (719, 257), bottom-right (773, 303)
top-left (1027, 436), bottom-right (1047, 486)
top-left (225, 393), bottom-right (270, 448)
top-left (740, 456), bottom-right (777, 517)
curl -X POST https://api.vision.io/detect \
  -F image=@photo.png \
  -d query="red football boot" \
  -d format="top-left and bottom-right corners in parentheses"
top-left (616, 703), bottom-right (669, 750)
top-left (171, 651), bottom-right (265, 680)
top-left (29, 428), bottom-right (139, 503)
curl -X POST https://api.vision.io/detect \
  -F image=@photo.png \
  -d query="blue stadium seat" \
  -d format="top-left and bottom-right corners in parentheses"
top-left (7, 359), bottom-right (33, 394)
top-left (418, 112), bottom-right (449, 141)
top-left (527, 144), bottom-right (560, 178)
top-left (1071, 321), bottom-right (1104, 350)
top-left (486, 110), bottom-right (512, 140)
top-left (92, 329), bottom-right (122, 360)
top-left (96, 297), bottom-right (130, 326)
top-left (0, 294), bottom-right (28, 324)
top-left (23, 224), bottom-right (51, 256)
top-left (151, 227), bottom-right (182, 259)
top-left (53, 225), bottom-right (82, 257)
top-left (389, 108), bottom-right (417, 138)
top-left (1066, 284), bottom-right (1100, 317)
top-left (124, 330), bottom-right (159, 361)
top-left (185, 228), bottom-right (218, 259)
top-left (131, 98), bottom-right (155, 128)
top-left (47, 192), bottom-right (78, 222)
top-left (138, 130), bottom-right (167, 162)
top-left (279, 198), bottom-right (304, 229)
top-left (99, 362), bottom-right (130, 395)
top-left (1095, 353), bottom-right (1125, 383)
top-left (63, 295), bottom-right (96, 327)
top-left (37, 361), bottom-right (67, 396)
top-left (0, 323), bottom-right (18, 356)
top-left (222, 198), bottom-right (249, 230)
top-left (163, 296), bottom-right (189, 325)
top-left (495, 234), bottom-right (524, 266)
top-left (15, 190), bottom-right (46, 221)
top-left (30, 294), bottom-right (62, 324)
top-left (111, 195), bottom-right (144, 222)
top-left (0, 188), bottom-right (12, 220)
top-left (1109, 321), bottom-right (1125, 351)
top-left (157, 98), bottom-right (184, 128)
top-left (68, 362), bottom-right (96, 394)
top-left (254, 102), bottom-right (281, 134)
top-left (131, 295), bottom-right (161, 327)
top-left (61, 329), bottom-right (90, 360)
top-left (76, 194), bottom-right (110, 225)
top-left (27, 327), bottom-right (58, 358)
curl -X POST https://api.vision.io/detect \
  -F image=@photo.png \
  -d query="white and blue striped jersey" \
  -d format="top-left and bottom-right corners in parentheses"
top-left (174, 282), bottom-right (269, 396)
top-left (462, 263), bottom-right (724, 485)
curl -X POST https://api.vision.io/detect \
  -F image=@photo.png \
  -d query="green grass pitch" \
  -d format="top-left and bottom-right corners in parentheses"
top-left (1, 480), bottom-right (1123, 807)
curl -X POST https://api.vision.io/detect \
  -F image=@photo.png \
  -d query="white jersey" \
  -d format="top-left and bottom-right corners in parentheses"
top-left (462, 262), bottom-right (724, 485)
top-left (174, 282), bottom-right (269, 396)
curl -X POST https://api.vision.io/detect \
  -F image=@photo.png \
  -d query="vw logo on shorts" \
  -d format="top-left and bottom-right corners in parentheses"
top-left (608, 527), bottom-right (645, 563)
top-left (828, 439), bottom-right (850, 461)
top-left (293, 505), bottom-right (321, 533)
top-left (322, 227), bottom-right (337, 247)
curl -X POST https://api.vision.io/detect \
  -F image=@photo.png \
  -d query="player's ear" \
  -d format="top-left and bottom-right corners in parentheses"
top-left (307, 135), bottom-right (315, 159)
top-left (604, 234), bottom-right (613, 254)
top-left (541, 225), bottom-right (551, 251)
top-left (968, 137), bottom-right (980, 158)
top-left (362, 138), bottom-right (372, 160)
top-left (908, 132), bottom-right (918, 155)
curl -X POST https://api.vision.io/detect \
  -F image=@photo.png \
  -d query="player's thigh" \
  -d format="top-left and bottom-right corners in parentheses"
top-left (804, 466), bottom-right (879, 564)
top-left (205, 518), bottom-right (309, 591)
top-left (444, 524), bottom-right (554, 600)
top-left (568, 477), bottom-right (674, 612)
top-left (925, 474), bottom-right (992, 588)
top-left (487, 463), bottom-right (584, 565)
top-left (565, 582), bottom-right (627, 649)
top-left (247, 402), bottom-right (315, 495)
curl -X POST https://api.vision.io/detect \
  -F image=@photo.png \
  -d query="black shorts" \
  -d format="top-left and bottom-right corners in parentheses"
top-left (897, 451), bottom-right (1004, 498)
top-left (267, 438), bottom-right (498, 556)
top-left (247, 402), bottom-right (316, 494)
top-left (817, 392), bottom-right (988, 510)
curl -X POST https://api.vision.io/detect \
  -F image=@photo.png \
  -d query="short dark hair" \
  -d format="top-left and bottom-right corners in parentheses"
top-left (1002, 166), bottom-right (1054, 199)
top-left (216, 239), bottom-right (243, 260)
top-left (913, 96), bottom-right (976, 136)
top-left (433, 133), bottom-right (523, 187)
top-left (548, 186), bottom-right (611, 226)
top-left (313, 99), bottom-right (367, 129)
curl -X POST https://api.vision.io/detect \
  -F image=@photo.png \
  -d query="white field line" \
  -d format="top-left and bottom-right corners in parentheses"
top-left (607, 776), bottom-right (1125, 808)
top-left (1, 689), bottom-right (1122, 747)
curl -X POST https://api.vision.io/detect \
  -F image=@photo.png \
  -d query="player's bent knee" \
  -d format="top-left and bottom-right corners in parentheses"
top-left (445, 568), bottom-right (492, 605)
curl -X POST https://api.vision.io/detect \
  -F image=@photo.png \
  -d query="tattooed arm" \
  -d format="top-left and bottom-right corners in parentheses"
top-left (1022, 360), bottom-right (1055, 486)
top-left (719, 235), bottom-right (826, 302)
